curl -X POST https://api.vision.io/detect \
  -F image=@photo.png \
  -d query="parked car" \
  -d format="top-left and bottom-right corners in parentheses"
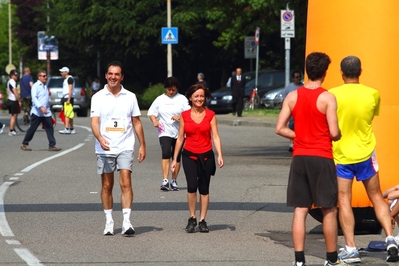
top-left (207, 70), bottom-right (285, 113)
top-left (260, 87), bottom-right (285, 109)
top-left (47, 76), bottom-right (88, 117)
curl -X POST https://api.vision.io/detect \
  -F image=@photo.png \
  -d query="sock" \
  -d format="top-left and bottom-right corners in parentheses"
top-left (122, 208), bottom-right (131, 222)
top-left (294, 251), bottom-right (305, 263)
top-left (104, 209), bottom-right (113, 223)
top-left (345, 245), bottom-right (357, 252)
top-left (326, 251), bottom-right (337, 263)
top-left (70, 128), bottom-right (74, 130)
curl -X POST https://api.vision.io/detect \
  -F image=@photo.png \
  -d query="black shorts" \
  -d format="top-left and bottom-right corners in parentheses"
top-left (61, 97), bottom-right (74, 107)
top-left (159, 136), bottom-right (181, 162)
top-left (7, 100), bottom-right (19, 115)
top-left (287, 156), bottom-right (337, 208)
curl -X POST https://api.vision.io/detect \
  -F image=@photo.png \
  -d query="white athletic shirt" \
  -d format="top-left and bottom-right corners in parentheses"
top-left (7, 79), bottom-right (17, 101)
top-left (62, 75), bottom-right (75, 98)
top-left (147, 93), bottom-right (190, 138)
top-left (91, 85), bottom-right (141, 154)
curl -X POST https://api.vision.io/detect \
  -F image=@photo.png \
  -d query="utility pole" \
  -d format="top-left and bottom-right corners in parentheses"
top-left (167, 0), bottom-right (172, 77)
top-left (8, 0), bottom-right (12, 65)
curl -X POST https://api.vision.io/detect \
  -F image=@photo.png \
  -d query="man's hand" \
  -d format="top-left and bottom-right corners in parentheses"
top-left (40, 106), bottom-right (48, 115)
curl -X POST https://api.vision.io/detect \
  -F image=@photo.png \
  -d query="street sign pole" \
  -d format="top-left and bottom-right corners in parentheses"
top-left (281, 4), bottom-right (295, 87)
top-left (254, 27), bottom-right (260, 90)
top-left (167, 0), bottom-right (172, 77)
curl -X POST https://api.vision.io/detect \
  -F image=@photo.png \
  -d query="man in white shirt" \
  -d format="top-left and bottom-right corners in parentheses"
top-left (91, 61), bottom-right (146, 236)
top-left (6, 69), bottom-right (21, 136)
top-left (58, 66), bottom-right (76, 134)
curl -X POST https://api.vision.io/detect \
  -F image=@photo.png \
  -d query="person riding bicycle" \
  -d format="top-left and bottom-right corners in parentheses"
top-left (20, 67), bottom-right (34, 119)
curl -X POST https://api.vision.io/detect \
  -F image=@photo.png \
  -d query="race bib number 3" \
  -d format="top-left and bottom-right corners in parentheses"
top-left (105, 118), bottom-right (126, 132)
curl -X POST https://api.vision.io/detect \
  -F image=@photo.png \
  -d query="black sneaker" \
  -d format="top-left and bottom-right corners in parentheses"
top-left (198, 219), bottom-right (209, 233)
top-left (160, 179), bottom-right (170, 191)
top-left (185, 217), bottom-right (197, 233)
top-left (386, 239), bottom-right (399, 262)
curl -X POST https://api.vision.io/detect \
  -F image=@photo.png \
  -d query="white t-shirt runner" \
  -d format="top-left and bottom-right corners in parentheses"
top-left (147, 93), bottom-right (190, 138)
top-left (91, 85), bottom-right (141, 154)
top-left (7, 79), bottom-right (17, 101)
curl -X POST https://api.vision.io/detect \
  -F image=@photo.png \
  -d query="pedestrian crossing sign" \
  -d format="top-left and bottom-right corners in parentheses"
top-left (161, 27), bottom-right (178, 44)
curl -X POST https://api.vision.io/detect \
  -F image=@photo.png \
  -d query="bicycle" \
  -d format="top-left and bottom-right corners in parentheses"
top-left (248, 87), bottom-right (260, 110)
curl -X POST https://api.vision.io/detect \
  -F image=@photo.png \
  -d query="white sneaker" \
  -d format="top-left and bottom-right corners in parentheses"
top-left (8, 130), bottom-right (19, 136)
top-left (59, 128), bottom-right (71, 134)
top-left (0, 124), bottom-right (5, 134)
top-left (160, 179), bottom-right (170, 191)
top-left (170, 179), bottom-right (179, 191)
top-left (121, 221), bottom-right (135, 235)
top-left (103, 220), bottom-right (114, 235)
top-left (70, 129), bottom-right (76, 134)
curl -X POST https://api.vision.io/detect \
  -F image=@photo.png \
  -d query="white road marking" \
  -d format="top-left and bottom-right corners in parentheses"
top-left (1, 125), bottom-right (92, 265)
top-left (14, 248), bottom-right (43, 265)
top-left (21, 143), bottom-right (85, 172)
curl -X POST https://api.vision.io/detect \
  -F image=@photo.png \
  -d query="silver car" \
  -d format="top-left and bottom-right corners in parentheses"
top-left (260, 87), bottom-right (285, 109)
top-left (47, 76), bottom-right (89, 117)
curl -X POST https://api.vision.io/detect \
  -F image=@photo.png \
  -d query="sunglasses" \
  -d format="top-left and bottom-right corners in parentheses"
top-left (39, 75), bottom-right (47, 77)
top-left (294, 76), bottom-right (301, 78)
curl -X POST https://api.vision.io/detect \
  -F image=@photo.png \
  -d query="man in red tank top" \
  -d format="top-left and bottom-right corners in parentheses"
top-left (275, 52), bottom-right (343, 266)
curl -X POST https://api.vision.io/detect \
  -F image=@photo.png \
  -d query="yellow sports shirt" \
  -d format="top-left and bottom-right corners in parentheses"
top-left (329, 84), bottom-right (380, 164)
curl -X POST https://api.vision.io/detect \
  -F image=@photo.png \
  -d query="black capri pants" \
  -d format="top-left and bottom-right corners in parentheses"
top-left (182, 149), bottom-right (216, 195)
top-left (159, 136), bottom-right (181, 162)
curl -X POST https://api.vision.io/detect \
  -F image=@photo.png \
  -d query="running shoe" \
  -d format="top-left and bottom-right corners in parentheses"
top-left (103, 220), bottom-right (114, 236)
top-left (160, 179), bottom-right (170, 191)
top-left (59, 128), bottom-right (71, 134)
top-left (8, 130), bottom-right (19, 136)
top-left (324, 259), bottom-right (349, 266)
top-left (293, 262), bottom-right (306, 266)
top-left (70, 129), bottom-right (76, 134)
top-left (386, 238), bottom-right (399, 262)
top-left (170, 179), bottom-right (179, 191)
top-left (198, 219), bottom-right (209, 233)
top-left (0, 124), bottom-right (5, 134)
top-left (394, 234), bottom-right (399, 246)
top-left (185, 217), bottom-right (197, 233)
top-left (121, 221), bottom-right (135, 235)
top-left (338, 247), bottom-right (361, 263)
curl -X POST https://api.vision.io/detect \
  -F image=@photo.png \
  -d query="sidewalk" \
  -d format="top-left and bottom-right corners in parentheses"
top-left (215, 113), bottom-right (277, 127)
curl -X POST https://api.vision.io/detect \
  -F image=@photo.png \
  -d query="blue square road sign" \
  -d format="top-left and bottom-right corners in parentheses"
top-left (161, 27), bottom-right (178, 44)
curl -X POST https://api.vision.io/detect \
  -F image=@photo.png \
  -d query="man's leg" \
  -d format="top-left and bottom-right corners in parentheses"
top-left (10, 113), bottom-right (17, 131)
top-left (363, 173), bottom-right (394, 237)
top-left (337, 177), bottom-right (356, 247)
top-left (119, 169), bottom-right (133, 209)
top-left (22, 114), bottom-right (41, 145)
top-left (292, 207), bottom-right (308, 251)
top-left (42, 116), bottom-right (56, 147)
top-left (321, 207), bottom-right (338, 252)
top-left (101, 173), bottom-right (114, 210)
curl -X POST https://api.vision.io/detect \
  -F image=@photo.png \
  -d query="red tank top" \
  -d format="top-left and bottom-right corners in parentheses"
top-left (292, 87), bottom-right (333, 159)
top-left (182, 108), bottom-right (214, 154)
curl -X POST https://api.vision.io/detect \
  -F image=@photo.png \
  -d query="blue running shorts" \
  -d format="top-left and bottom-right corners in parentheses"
top-left (336, 151), bottom-right (378, 181)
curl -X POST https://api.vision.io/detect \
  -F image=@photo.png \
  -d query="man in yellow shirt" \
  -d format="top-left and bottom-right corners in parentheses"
top-left (330, 55), bottom-right (399, 263)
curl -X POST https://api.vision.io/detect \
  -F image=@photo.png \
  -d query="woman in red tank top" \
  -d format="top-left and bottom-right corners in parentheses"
top-left (171, 84), bottom-right (224, 233)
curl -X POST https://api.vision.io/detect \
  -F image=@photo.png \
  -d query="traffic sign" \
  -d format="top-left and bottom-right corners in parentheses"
top-left (244, 36), bottom-right (256, 59)
top-left (161, 27), bottom-right (178, 44)
top-left (254, 27), bottom-right (260, 45)
top-left (281, 10), bottom-right (295, 38)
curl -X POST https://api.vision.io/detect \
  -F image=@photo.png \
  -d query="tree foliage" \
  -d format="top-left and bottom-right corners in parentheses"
top-left (5, 0), bottom-right (308, 93)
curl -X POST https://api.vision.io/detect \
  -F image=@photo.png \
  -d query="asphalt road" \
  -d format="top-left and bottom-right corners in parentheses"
top-left (0, 111), bottom-right (395, 265)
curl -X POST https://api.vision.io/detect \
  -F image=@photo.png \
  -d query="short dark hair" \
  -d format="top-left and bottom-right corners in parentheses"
top-left (36, 70), bottom-right (46, 77)
top-left (185, 83), bottom-right (212, 106)
top-left (340, 56), bottom-right (361, 78)
top-left (305, 52), bottom-right (331, 81)
top-left (291, 70), bottom-right (301, 78)
top-left (164, 76), bottom-right (179, 88)
top-left (107, 61), bottom-right (124, 75)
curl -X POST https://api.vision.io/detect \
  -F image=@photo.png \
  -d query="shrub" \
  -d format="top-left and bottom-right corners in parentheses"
top-left (138, 83), bottom-right (165, 109)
